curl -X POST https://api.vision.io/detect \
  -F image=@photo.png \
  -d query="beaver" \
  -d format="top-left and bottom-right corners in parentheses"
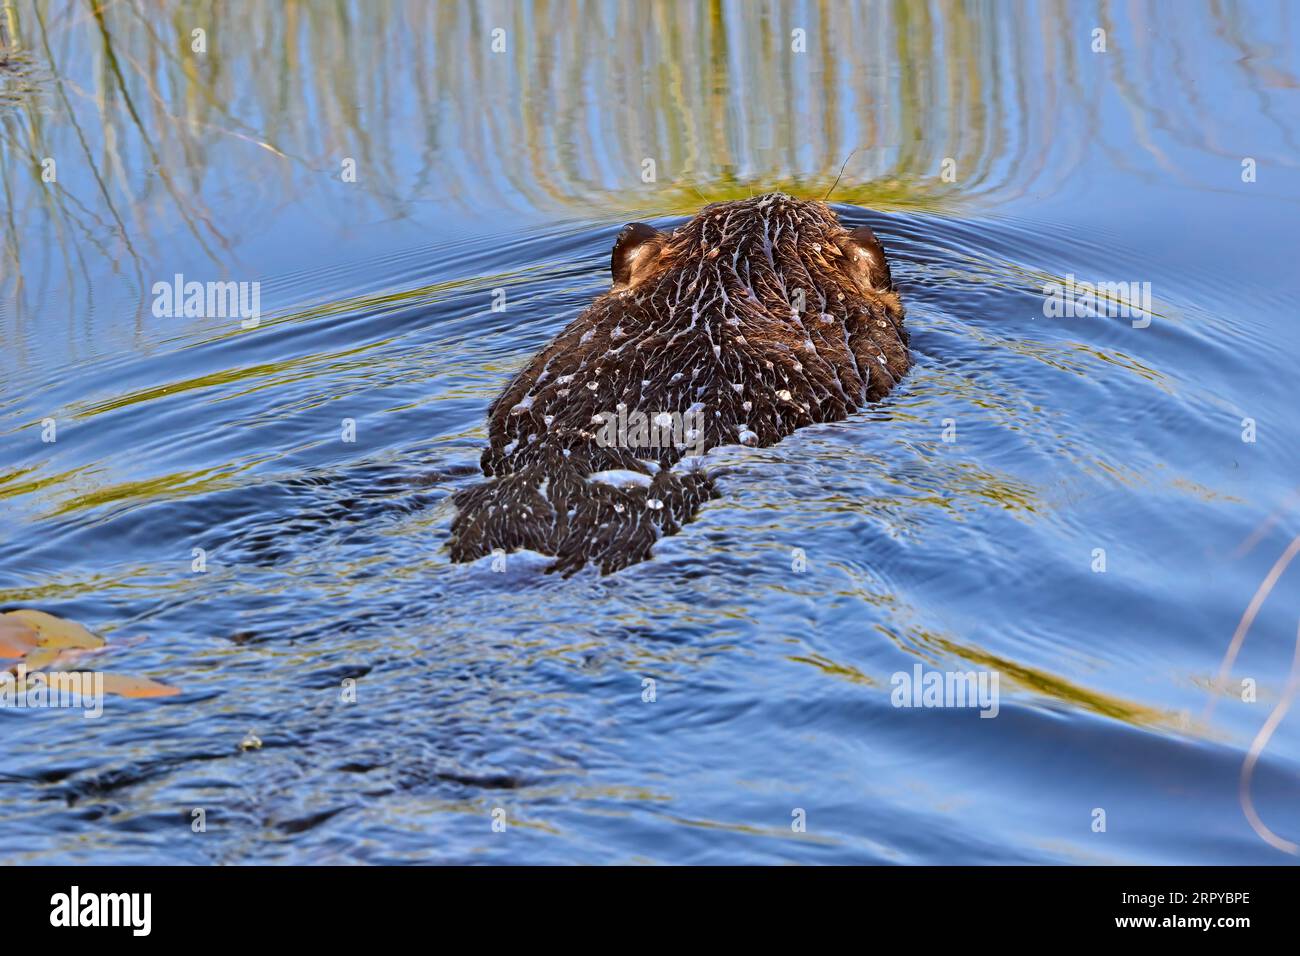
top-left (448, 192), bottom-right (909, 574)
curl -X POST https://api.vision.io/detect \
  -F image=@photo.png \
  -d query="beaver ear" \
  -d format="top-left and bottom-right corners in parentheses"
top-left (611, 222), bottom-right (664, 291)
top-left (843, 225), bottom-right (894, 292)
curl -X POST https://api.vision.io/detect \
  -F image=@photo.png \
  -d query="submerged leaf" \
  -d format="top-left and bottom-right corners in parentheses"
top-left (2, 609), bottom-right (105, 650)
top-left (0, 609), bottom-right (179, 697)
top-left (20, 648), bottom-right (73, 670)
top-left (99, 673), bottom-right (182, 699)
top-left (0, 617), bottom-right (40, 659)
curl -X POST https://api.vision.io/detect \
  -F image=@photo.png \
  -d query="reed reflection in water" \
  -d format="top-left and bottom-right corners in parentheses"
top-left (1, 0), bottom-right (1295, 321)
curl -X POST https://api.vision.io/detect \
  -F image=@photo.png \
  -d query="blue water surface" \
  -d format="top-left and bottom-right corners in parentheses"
top-left (1, 0), bottom-right (1298, 864)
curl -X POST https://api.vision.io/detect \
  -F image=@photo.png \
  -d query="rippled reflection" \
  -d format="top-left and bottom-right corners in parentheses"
top-left (2, 0), bottom-right (1296, 318)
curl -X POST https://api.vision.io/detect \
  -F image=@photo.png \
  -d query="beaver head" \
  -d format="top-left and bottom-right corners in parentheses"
top-left (484, 192), bottom-right (909, 475)
top-left (451, 192), bottom-right (910, 574)
top-left (612, 194), bottom-right (896, 297)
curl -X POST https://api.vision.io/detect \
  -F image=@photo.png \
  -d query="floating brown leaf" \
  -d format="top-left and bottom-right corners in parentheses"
top-left (0, 609), bottom-right (179, 698)
top-left (0, 617), bottom-right (40, 659)
top-left (99, 673), bottom-right (182, 699)
top-left (2, 609), bottom-right (105, 650)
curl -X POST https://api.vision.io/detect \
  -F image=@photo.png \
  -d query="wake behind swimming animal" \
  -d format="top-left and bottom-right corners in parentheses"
top-left (448, 192), bottom-right (910, 575)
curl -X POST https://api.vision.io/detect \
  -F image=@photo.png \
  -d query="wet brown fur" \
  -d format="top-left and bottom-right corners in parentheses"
top-left (448, 193), bottom-right (910, 574)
